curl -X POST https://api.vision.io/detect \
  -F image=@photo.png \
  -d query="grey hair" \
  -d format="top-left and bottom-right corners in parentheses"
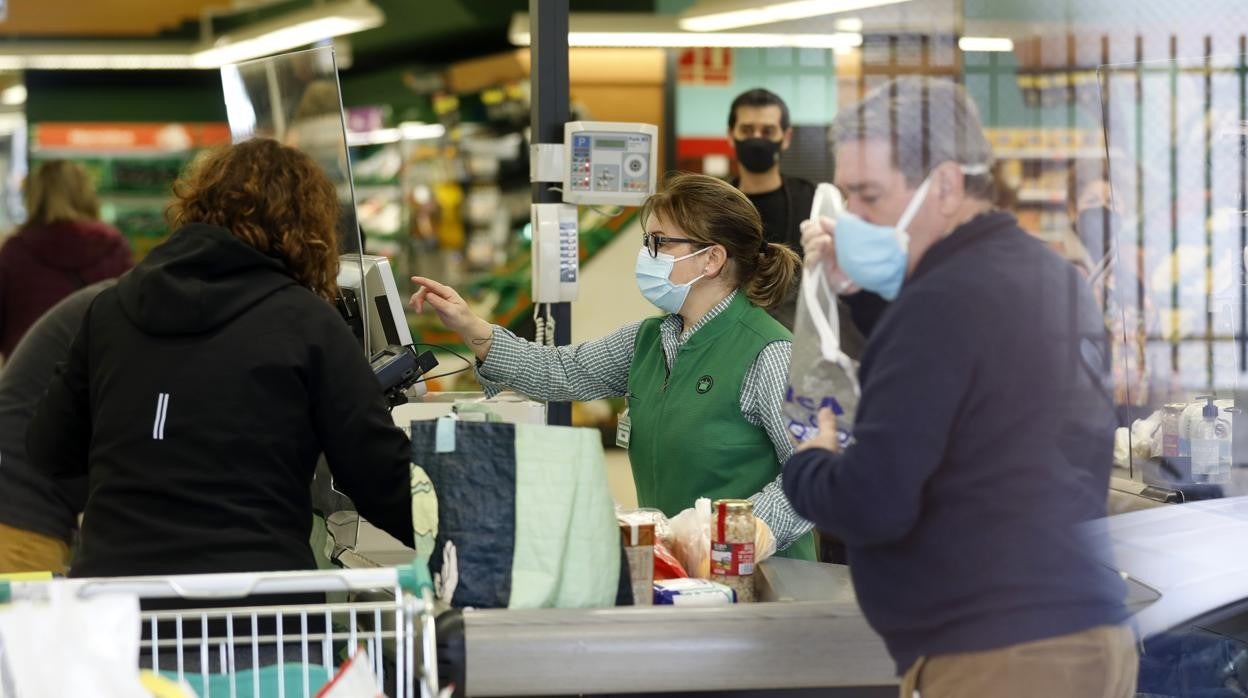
top-left (830, 77), bottom-right (995, 199)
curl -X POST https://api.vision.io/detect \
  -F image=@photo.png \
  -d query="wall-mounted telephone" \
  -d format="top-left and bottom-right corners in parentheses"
top-left (527, 121), bottom-right (659, 346)
top-left (531, 202), bottom-right (580, 304)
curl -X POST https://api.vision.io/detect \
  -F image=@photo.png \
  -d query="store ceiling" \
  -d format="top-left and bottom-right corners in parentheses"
top-left (346, 0), bottom-right (658, 68)
top-left (0, 0), bottom-right (660, 68)
top-left (3, 0), bottom-right (1236, 75)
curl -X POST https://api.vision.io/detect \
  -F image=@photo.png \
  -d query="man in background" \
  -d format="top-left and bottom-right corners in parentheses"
top-left (0, 280), bottom-right (113, 574)
top-left (728, 87), bottom-right (888, 340)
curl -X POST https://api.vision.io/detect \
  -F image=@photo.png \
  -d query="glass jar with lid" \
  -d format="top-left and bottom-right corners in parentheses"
top-left (710, 499), bottom-right (756, 602)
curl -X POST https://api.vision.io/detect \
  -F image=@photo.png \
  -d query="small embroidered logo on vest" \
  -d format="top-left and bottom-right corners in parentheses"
top-left (696, 375), bottom-right (714, 394)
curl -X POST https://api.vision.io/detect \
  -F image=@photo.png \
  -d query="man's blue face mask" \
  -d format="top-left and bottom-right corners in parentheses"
top-left (834, 164), bottom-right (988, 301)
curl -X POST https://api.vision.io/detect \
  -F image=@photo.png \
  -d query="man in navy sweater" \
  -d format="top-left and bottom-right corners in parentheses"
top-left (786, 77), bottom-right (1136, 697)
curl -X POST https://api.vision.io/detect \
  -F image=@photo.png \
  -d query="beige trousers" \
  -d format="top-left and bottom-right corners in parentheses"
top-left (0, 521), bottom-right (70, 575)
top-left (899, 624), bottom-right (1138, 698)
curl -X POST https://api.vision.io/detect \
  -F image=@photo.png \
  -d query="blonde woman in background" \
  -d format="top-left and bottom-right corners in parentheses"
top-left (0, 160), bottom-right (131, 357)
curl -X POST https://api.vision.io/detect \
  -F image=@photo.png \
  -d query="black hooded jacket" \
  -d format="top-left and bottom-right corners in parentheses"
top-left (27, 224), bottom-right (414, 578)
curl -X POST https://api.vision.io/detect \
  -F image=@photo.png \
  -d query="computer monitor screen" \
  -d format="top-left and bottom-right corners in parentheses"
top-left (337, 253), bottom-right (413, 357)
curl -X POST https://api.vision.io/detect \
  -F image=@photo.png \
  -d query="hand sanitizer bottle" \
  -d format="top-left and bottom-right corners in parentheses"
top-left (1190, 396), bottom-right (1222, 482)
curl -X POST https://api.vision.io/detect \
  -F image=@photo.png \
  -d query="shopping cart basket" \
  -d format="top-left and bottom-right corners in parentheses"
top-left (0, 562), bottom-right (439, 698)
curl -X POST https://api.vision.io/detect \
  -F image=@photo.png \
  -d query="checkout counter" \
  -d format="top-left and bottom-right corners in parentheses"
top-left (300, 260), bottom-right (900, 695)
top-left (323, 501), bottom-right (897, 697)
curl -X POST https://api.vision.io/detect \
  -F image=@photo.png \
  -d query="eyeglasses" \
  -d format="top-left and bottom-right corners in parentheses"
top-left (643, 232), bottom-right (704, 258)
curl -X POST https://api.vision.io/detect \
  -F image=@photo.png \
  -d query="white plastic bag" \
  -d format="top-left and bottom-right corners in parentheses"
top-left (784, 183), bottom-right (861, 446)
top-left (668, 498), bottom-right (712, 579)
top-left (668, 498), bottom-right (778, 579)
top-left (315, 648), bottom-right (384, 698)
top-left (0, 585), bottom-right (149, 698)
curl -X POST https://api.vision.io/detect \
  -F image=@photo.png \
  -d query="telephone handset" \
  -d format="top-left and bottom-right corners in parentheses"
top-left (531, 202), bottom-right (580, 305)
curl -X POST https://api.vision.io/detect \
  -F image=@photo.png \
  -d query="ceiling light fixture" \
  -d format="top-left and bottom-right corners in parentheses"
top-left (551, 31), bottom-right (862, 49)
top-left (678, 0), bottom-right (910, 32)
top-left (958, 36), bottom-right (1015, 52)
top-left (0, 43), bottom-right (197, 70)
top-left (27, 54), bottom-right (197, 70)
top-left (192, 0), bottom-right (383, 68)
top-left (508, 14), bottom-right (861, 50)
top-left (0, 85), bottom-right (27, 106)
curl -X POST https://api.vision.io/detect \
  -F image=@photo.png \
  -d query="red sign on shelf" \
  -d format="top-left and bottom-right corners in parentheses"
top-left (34, 123), bottom-right (232, 152)
top-left (678, 47), bottom-right (733, 85)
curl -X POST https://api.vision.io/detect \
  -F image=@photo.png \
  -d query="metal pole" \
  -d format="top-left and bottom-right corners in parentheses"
top-left (530, 0), bottom-right (572, 427)
top-left (663, 48), bottom-right (678, 174)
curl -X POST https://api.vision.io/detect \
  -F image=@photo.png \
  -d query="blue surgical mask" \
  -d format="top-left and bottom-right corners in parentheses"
top-left (635, 246), bottom-right (710, 314)
top-left (835, 164), bottom-right (989, 300)
top-left (834, 177), bottom-right (930, 301)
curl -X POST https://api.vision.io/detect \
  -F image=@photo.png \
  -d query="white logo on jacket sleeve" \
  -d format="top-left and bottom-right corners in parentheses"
top-left (152, 393), bottom-right (170, 441)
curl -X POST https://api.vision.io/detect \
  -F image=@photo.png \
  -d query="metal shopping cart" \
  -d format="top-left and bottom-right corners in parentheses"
top-left (0, 563), bottom-right (440, 698)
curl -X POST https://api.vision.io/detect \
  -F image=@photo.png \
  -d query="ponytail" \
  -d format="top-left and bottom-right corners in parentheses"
top-left (745, 242), bottom-right (800, 310)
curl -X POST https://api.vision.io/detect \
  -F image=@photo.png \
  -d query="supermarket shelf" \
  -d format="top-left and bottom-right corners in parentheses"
top-left (30, 149), bottom-right (196, 160)
top-left (100, 194), bottom-right (172, 205)
top-left (354, 184), bottom-right (402, 196)
top-left (1017, 189), bottom-right (1068, 205)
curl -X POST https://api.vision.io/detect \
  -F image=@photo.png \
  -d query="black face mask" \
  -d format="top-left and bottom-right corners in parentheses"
top-left (1076, 206), bottom-right (1121, 261)
top-left (734, 137), bottom-right (782, 174)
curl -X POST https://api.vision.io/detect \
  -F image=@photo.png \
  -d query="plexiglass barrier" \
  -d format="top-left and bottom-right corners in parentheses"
top-left (1100, 53), bottom-right (1248, 497)
top-left (219, 46), bottom-right (372, 355)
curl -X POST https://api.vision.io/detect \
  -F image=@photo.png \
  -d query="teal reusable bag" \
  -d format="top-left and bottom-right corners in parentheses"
top-left (413, 416), bottom-right (621, 609)
top-left (508, 423), bottom-right (619, 608)
top-left (161, 664), bottom-right (331, 698)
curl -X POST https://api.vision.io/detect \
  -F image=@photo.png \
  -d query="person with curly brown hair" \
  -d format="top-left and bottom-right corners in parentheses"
top-left (26, 138), bottom-right (414, 579)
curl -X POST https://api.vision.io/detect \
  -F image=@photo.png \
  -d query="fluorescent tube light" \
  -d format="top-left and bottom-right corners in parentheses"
top-left (557, 31), bottom-right (862, 49)
top-left (1, 85), bottom-right (26, 106)
top-left (958, 36), bottom-right (1015, 52)
top-left (511, 28), bottom-right (861, 50)
top-left (192, 0), bottom-right (383, 68)
top-left (0, 43), bottom-right (197, 70)
top-left (835, 17), bottom-right (864, 32)
top-left (508, 12), bottom-right (859, 49)
top-left (679, 0), bottom-right (910, 32)
top-left (27, 54), bottom-right (196, 70)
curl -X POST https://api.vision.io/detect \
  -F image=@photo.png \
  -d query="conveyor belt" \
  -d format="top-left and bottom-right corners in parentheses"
top-left (333, 521), bottom-right (896, 696)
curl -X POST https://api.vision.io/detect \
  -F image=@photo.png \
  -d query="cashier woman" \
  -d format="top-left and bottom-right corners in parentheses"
top-left (410, 173), bottom-right (816, 559)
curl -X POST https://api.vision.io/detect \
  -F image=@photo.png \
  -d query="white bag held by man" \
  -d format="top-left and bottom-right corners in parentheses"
top-left (783, 183), bottom-right (861, 446)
